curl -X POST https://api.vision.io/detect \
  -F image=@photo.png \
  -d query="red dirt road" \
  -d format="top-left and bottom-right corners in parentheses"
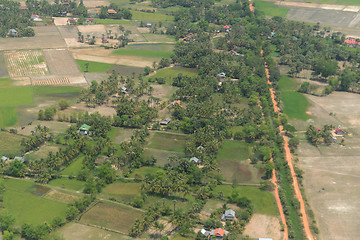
top-left (262, 49), bottom-right (314, 240)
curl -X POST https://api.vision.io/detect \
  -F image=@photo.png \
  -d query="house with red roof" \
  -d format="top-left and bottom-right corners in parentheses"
top-left (21, 7), bottom-right (28, 10)
top-left (31, 14), bottom-right (39, 20)
top-left (108, 9), bottom-right (117, 14)
top-left (172, 100), bottom-right (182, 108)
top-left (63, 2), bottom-right (69, 5)
top-left (183, 33), bottom-right (194, 41)
top-left (335, 128), bottom-right (344, 135)
top-left (210, 228), bottom-right (229, 239)
top-left (67, 18), bottom-right (77, 25)
top-left (86, 18), bottom-right (94, 23)
top-left (344, 38), bottom-right (360, 46)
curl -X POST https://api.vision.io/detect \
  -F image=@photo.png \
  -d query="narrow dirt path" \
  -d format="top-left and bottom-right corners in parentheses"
top-left (262, 49), bottom-right (314, 240)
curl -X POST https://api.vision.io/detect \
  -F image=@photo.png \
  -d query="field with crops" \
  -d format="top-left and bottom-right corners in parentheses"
top-left (4, 50), bottom-right (48, 77)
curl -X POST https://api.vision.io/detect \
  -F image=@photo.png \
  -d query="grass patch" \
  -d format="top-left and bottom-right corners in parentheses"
top-left (146, 67), bottom-right (198, 84)
top-left (0, 132), bottom-right (24, 156)
top-left (0, 107), bottom-right (17, 128)
top-left (130, 10), bottom-right (174, 22)
top-left (33, 86), bottom-right (83, 95)
top-left (319, 0), bottom-right (360, 5)
top-left (102, 182), bottom-right (141, 202)
top-left (215, 185), bottom-right (277, 216)
top-left (279, 76), bottom-right (310, 120)
top-left (48, 178), bottom-right (85, 191)
top-left (107, 127), bottom-right (135, 144)
top-left (0, 78), bottom-right (11, 88)
top-left (112, 48), bottom-right (172, 58)
top-left (0, 86), bottom-right (33, 107)
top-left (217, 140), bottom-right (253, 162)
top-left (94, 18), bottom-right (133, 25)
top-left (144, 148), bottom-right (184, 166)
top-left (26, 144), bottom-right (61, 161)
top-left (3, 178), bottom-right (67, 226)
top-left (61, 155), bottom-right (85, 176)
top-left (80, 201), bottom-right (143, 234)
top-left (76, 60), bottom-right (114, 73)
top-left (127, 43), bottom-right (174, 52)
top-left (147, 132), bottom-right (186, 153)
top-left (129, 166), bottom-right (165, 178)
top-left (253, 0), bottom-right (289, 17)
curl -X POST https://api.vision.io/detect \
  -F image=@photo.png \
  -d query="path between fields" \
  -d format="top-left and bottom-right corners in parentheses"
top-left (248, 1), bottom-right (287, 239)
top-left (262, 47), bottom-right (314, 240)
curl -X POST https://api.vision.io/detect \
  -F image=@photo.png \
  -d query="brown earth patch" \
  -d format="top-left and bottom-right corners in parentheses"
top-left (243, 213), bottom-right (282, 240)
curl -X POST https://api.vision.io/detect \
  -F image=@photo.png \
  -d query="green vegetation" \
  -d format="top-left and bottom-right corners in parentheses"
top-left (3, 178), bottom-right (67, 225)
top-left (76, 60), bottom-right (114, 73)
top-left (48, 178), bottom-right (85, 191)
top-left (253, 0), bottom-right (289, 17)
top-left (319, 0), bottom-right (360, 5)
top-left (0, 107), bottom-right (17, 128)
top-left (0, 131), bottom-right (24, 156)
top-left (112, 48), bottom-right (172, 58)
top-left (217, 140), bottom-right (253, 162)
top-left (215, 185), bottom-right (277, 215)
top-left (130, 166), bottom-right (165, 178)
top-left (147, 132), bottom-right (186, 153)
top-left (146, 67), bottom-right (198, 84)
top-left (126, 43), bottom-right (174, 52)
top-left (33, 86), bottom-right (83, 95)
top-left (61, 155), bottom-right (85, 176)
top-left (279, 76), bottom-right (310, 120)
top-left (107, 127), bottom-right (135, 144)
top-left (130, 10), bottom-right (174, 22)
top-left (80, 202), bottom-right (143, 234)
top-left (102, 182), bottom-right (141, 202)
top-left (94, 18), bottom-right (132, 25)
top-left (0, 86), bottom-right (33, 107)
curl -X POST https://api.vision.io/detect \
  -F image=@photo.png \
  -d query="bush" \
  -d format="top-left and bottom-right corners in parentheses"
top-left (58, 100), bottom-right (69, 110)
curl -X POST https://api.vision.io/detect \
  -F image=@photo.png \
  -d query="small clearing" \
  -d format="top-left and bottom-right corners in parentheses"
top-left (243, 213), bottom-right (282, 240)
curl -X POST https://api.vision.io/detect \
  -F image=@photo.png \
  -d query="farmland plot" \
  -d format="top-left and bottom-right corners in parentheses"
top-left (4, 50), bottom-right (49, 77)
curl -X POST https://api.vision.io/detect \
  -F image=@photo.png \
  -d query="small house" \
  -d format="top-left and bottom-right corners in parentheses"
top-left (14, 156), bottom-right (25, 163)
top-left (200, 229), bottom-right (210, 237)
top-left (197, 145), bottom-right (204, 153)
top-left (8, 29), bottom-right (17, 37)
top-left (21, 7), bottom-right (28, 10)
top-left (108, 9), bottom-right (117, 14)
top-left (315, 127), bottom-right (321, 132)
top-left (86, 18), bottom-right (94, 23)
top-left (67, 18), bottom-right (77, 25)
top-left (102, 38), bottom-right (109, 43)
top-left (210, 228), bottom-right (229, 239)
top-left (221, 209), bottom-right (235, 221)
top-left (121, 86), bottom-right (127, 93)
top-left (183, 33), bottom-right (194, 41)
top-left (146, 23), bottom-right (152, 28)
top-left (217, 72), bottom-right (226, 79)
top-left (224, 25), bottom-right (230, 31)
top-left (172, 100), bottom-right (182, 107)
top-left (1, 156), bottom-right (7, 162)
top-left (335, 128), bottom-right (344, 135)
top-left (190, 157), bottom-right (201, 165)
top-left (160, 118), bottom-right (171, 126)
top-left (259, 238), bottom-right (273, 240)
top-left (229, 50), bottom-right (239, 56)
top-left (31, 14), bottom-right (40, 21)
top-left (78, 124), bottom-right (91, 135)
top-left (63, 2), bottom-right (70, 5)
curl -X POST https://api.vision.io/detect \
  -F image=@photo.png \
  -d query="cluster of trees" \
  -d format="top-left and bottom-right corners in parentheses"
top-left (306, 125), bottom-right (334, 146)
top-left (0, 0), bottom-right (35, 38)
top-left (25, 0), bottom-right (87, 17)
top-left (151, 0), bottom-right (216, 8)
top-left (38, 107), bottom-right (56, 121)
top-left (99, 4), bottom-right (132, 19)
top-left (20, 125), bottom-right (53, 152)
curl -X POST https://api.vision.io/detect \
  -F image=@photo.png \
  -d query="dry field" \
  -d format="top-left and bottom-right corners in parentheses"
top-left (43, 49), bottom-right (82, 76)
top-left (0, 26), bottom-right (66, 51)
top-left (4, 50), bottom-right (48, 77)
top-left (295, 92), bottom-right (360, 240)
top-left (243, 214), bottom-right (282, 240)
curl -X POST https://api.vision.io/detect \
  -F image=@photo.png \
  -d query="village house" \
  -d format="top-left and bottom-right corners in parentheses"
top-left (1, 156), bottom-right (7, 162)
top-left (197, 145), bottom-right (204, 153)
top-left (21, 6), bottom-right (28, 10)
top-left (221, 209), bottom-right (235, 221)
top-left (14, 156), bottom-right (25, 163)
top-left (217, 72), bottom-right (226, 79)
top-left (78, 124), bottom-right (91, 135)
top-left (200, 229), bottom-right (210, 238)
top-left (146, 23), bottom-right (152, 28)
top-left (67, 18), bottom-right (77, 25)
top-left (172, 100), bottom-right (182, 107)
top-left (229, 50), bottom-right (239, 56)
top-left (31, 14), bottom-right (40, 21)
top-left (223, 25), bottom-right (230, 32)
top-left (335, 128), bottom-right (345, 135)
top-left (121, 86), bottom-right (127, 93)
top-left (86, 18), bottom-right (94, 23)
top-left (63, 2), bottom-right (69, 6)
top-left (108, 9), bottom-right (117, 14)
top-left (259, 238), bottom-right (272, 240)
top-left (160, 118), bottom-right (171, 126)
top-left (210, 228), bottom-right (229, 239)
top-left (183, 33), bottom-right (194, 41)
top-left (8, 29), bottom-right (17, 37)
top-left (190, 157), bottom-right (201, 165)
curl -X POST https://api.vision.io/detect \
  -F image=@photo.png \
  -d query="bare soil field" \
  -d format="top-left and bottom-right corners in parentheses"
top-left (243, 213), bottom-right (282, 240)
top-left (57, 222), bottom-right (128, 240)
top-left (15, 121), bottom-right (72, 135)
top-left (83, 0), bottom-right (110, 8)
top-left (295, 92), bottom-right (360, 240)
top-left (77, 25), bottom-right (107, 38)
top-left (44, 190), bottom-right (80, 204)
top-left (43, 49), bottom-right (82, 76)
top-left (0, 54), bottom-right (8, 77)
top-left (57, 25), bottom-right (79, 39)
top-left (0, 26), bottom-right (66, 51)
top-left (70, 47), bottom-right (155, 67)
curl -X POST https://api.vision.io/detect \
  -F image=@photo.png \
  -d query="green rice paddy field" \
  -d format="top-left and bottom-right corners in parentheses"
top-left (76, 60), bottom-right (114, 73)
top-left (253, 0), bottom-right (289, 17)
top-left (279, 75), bottom-right (310, 120)
top-left (3, 178), bottom-right (67, 226)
